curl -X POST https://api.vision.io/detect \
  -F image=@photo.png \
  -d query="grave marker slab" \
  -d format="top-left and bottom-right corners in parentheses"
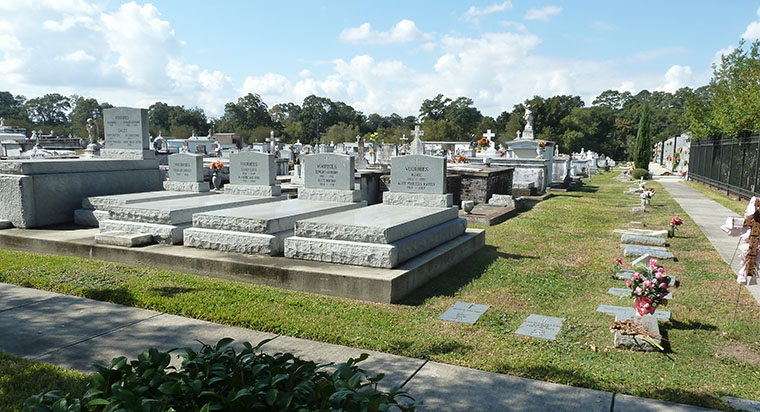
top-left (620, 234), bottom-right (666, 247)
top-left (230, 151), bottom-right (276, 186)
top-left (722, 396), bottom-right (760, 412)
top-left (102, 107), bottom-right (153, 159)
top-left (168, 153), bottom-right (203, 182)
top-left (631, 254), bottom-right (651, 267)
top-left (304, 153), bottom-right (354, 190)
top-left (596, 304), bottom-right (670, 321)
top-left (438, 302), bottom-right (490, 325)
top-left (515, 314), bottom-right (564, 340)
top-left (624, 246), bottom-right (674, 260)
top-left (390, 155), bottom-right (446, 195)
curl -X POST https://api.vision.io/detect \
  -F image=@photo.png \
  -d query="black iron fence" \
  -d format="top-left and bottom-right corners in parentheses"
top-left (689, 134), bottom-right (760, 199)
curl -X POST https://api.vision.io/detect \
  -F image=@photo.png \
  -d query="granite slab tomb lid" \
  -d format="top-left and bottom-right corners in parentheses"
top-left (168, 153), bottom-right (204, 182)
top-left (230, 151), bottom-right (276, 186)
top-left (438, 302), bottom-right (490, 325)
top-left (303, 153), bottom-right (355, 190)
top-left (390, 154), bottom-right (446, 194)
top-left (515, 314), bottom-right (564, 340)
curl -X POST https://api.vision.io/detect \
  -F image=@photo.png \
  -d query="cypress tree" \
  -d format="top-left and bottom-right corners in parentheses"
top-left (634, 104), bottom-right (652, 170)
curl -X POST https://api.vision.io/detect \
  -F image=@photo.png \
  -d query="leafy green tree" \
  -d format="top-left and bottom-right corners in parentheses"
top-left (419, 94), bottom-right (450, 121)
top-left (22, 93), bottom-right (71, 126)
top-left (634, 104), bottom-right (652, 170)
top-left (326, 122), bottom-right (359, 143)
top-left (70, 97), bottom-right (107, 138)
top-left (444, 97), bottom-right (482, 134)
top-left (0, 91), bottom-right (25, 119)
top-left (300, 95), bottom-right (334, 143)
top-left (148, 102), bottom-right (172, 135)
top-left (421, 119), bottom-right (465, 141)
top-left (219, 93), bottom-right (271, 138)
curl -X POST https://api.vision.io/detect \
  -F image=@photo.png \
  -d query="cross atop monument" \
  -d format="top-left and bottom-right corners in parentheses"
top-left (401, 134), bottom-right (408, 144)
top-left (412, 125), bottom-right (424, 139)
top-left (483, 129), bottom-right (495, 140)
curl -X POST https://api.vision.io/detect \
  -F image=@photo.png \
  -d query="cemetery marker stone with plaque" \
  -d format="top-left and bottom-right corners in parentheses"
top-left (304, 153), bottom-right (354, 190)
top-left (438, 302), bottom-right (490, 325)
top-left (384, 155), bottom-right (452, 208)
top-left (225, 151), bottom-right (281, 196)
top-left (102, 107), bottom-right (154, 159)
top-left (515, 314), bottom-right (564, 340)
top-left (164, 153), bottom-right (209, 192)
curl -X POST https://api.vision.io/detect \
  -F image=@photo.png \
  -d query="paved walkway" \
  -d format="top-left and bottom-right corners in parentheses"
top-left (649, 164), bottom-right (760, 305)
top-left (0, 282), bottom-right (716, 411)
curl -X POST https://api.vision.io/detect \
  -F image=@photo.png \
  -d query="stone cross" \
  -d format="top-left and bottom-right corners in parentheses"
top-left (483, 129), bottom-right (495, 141)
top-left (266, 131), bottom-right (280, 154)
top-left (744, 198), bottom-right (760, 279)
top-left (0, 117), bottom-right (4, 127)
top-left (412, 125), bottom-right (424, 140)
top-left (516, 130), bottom-right (521, 139)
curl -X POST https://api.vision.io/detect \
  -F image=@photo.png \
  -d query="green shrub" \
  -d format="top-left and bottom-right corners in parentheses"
top-left (24, 338), bottom-right (420, 412)
top-left (631, 168), bottom-right (649, 180)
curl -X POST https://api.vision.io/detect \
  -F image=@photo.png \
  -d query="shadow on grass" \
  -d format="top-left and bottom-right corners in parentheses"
top-left (400, 245), bottom-right (499, 306)
top-left (573, 184), bottom-right (599, 193)
top-left (150, 286), bottom-right (198, 297)
top-left (668, 319), bottom-right (718, 331)
top-left (80, 286), bottom-right (135, 306)
top-left (650, 387), bottom-right (727, 410)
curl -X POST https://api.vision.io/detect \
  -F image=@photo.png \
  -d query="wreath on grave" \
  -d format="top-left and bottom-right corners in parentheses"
top-left (626, 258), bottom-right (672, 316)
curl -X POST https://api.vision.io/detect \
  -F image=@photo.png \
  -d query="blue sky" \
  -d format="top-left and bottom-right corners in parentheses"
top-left (1, 1), bottom-right (759, 117)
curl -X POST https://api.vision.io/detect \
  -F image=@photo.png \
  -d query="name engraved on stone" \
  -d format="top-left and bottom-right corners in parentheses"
top-left (390, 155), bottom-right (446, 194)
top-left (103, 107), bottom-right (149, 150)
top-left (438, 302), bottom-right (490, 325)
top-left (230, 152), bottom-right (275, 186)
top-left (168, 153), bottom-right (202, 182)
top-left (304, 153), bottom-right (354, 190)
top-left (514, 314), bottom-right (564, 340)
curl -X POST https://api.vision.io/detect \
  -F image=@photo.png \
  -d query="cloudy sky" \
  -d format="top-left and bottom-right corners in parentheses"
top-left (1, 0), bottom-right (758, 117)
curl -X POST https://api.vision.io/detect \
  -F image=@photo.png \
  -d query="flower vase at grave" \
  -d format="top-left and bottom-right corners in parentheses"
top-left (634, 296), bottom-right (656, 316)
top-left (212, 172), bottom-right (222, 191)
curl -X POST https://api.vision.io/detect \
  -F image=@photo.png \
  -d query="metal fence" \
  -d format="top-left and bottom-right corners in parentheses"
top-left (688, 134), bottom-right (760, 199)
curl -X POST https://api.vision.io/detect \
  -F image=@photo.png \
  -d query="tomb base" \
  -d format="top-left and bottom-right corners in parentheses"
top-left (297, 187), bottom-right (362, 202)
top-left (613, 315), bottom-right (662, 352)
top-left (95, 231), bottom-right (153, 247)
top-left (224, 184), bottom-right (282, 197)
top-left (285, 218), bottom-right (467, 268)
top-left (382, 192), bottom-right (453, 208)
top-left (100, 220), bottom-right (189, 245)
top-left (101, 148), bottom-right (156, 160)
top-left (184, 227), bottom-right (291, 256)
top-left (74, 209), bottom-right (110, 227)
top-left (162, 181), bottom-right (210, 192)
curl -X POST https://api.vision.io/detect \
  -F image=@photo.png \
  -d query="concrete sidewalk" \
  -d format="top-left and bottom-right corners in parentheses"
top-left (649, 166), bottom-right (760, 305)
top-left (0, 282), bottom-right (716, 411)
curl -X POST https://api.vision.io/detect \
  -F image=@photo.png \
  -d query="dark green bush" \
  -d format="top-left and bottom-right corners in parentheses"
top-left (24, 338), bottom-right (420, 412)
top-left (631, 168), bottom-right (650, 180)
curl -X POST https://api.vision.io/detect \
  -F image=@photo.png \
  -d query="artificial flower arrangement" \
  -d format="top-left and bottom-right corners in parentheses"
top-left (668, 216), bottom-right (683, 238)
top-left (626, 258), bottom-right (672, 316)
top-left (210, 160), bottom-right (224, 174)
top-left (477, 137), bottom-right (490, 150)
top-left (537, 140), bottom-right (546, 148)
top-left (452, 154), bottom-right (469, 163)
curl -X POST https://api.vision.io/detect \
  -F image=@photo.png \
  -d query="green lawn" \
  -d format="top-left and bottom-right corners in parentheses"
top-left (0, 351), bottom-right (87, 412)
top-left (1, 172), bottom-right (759, 410)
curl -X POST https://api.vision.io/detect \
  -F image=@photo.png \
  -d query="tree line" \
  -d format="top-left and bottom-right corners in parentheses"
top-left (3, 41), bottom-right (756, 158)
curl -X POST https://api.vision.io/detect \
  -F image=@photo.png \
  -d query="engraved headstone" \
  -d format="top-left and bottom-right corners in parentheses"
top-left (304, 153), bottom-right (354, 190)
top-left (168, 153), bottom-right (203, 182)
top-left (230, 151), bottom-right (276, 186)
top-left (515, 314), bottom-right (563, 340)
top-left (596, 304), bottom-right (671, 321)
top-left (102, 107), bottom-right (152, 159)
top-left (438, 302), bottom-right (490, 325)
top-left (390, 155), bottom-right (446, 194)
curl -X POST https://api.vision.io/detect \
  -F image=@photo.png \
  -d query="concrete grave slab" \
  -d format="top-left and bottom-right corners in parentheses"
top-left (613, 228), bottom-right (668, 237)
top-left (608, 287), bottom-right (671, 299)
top-left (438, 302), bottom-right (490, 325)
top-left (613, 314), bottom-right (661, 352)
top-left (628, 221), bottom-right (646, 227)
top-left (83, 191), bottom-right (212, 211)
top-left (403, 361), bottom-right (613, 412)
top-left (95, 231), bottom-right (153, 247)
top-left (620, 234), bottom-right (666, 247)
top-left (596, 304), bottom-right (671, 321)
top-left (616, 271), bottom-right (676, 286)
top-left (74, 209), bottom-right (110, 227)
top-left (111, 195), bottom-right (277, 225)
top-left (631, 254), bottom-right (651, 267)
top-left (624, 246), bottom-right (674, 260)
top-left (515, 314), bottom-right (564, 340)
top-left (0, 294), bottom-right (159, 358)
top-left (294, 205), bottom-right (459, 244)
top-left (100, 220), bottom-right (189, 245)
top-left (620, 243), bottom-right (667, 251)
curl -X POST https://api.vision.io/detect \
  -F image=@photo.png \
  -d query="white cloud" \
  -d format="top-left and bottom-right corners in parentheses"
top-left (591, 20), bottom-right (614, 31)
top-left (656, 65), bottom-right (694, 93)
top-left (463, 1), bottom-right (512, 23)
top-left (339, 19), bottom-right (432, 44)
top-left (712, 45), bottom-right (736, 68)
top-left (743, 7), bottom-right (760, 40)
top-left (628, 46), bottom-right (687, 63)
top-left (55, 49), bottom-right (95, 63)
top-left (525, 6), bottom-right (562, 21)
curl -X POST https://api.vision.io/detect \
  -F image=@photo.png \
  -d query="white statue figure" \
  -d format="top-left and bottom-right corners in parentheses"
top-left (522, 106), bottom-right (535, 139)
top-left (86, 118), bottom-right (95, 143)
top-left (555, 145), bottom-right (559, 157)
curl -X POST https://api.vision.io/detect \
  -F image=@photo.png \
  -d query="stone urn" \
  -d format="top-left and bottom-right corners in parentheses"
top-left (212, 173), bottom-right (223, 191)
top-left (461, 200), bottom-right (475, 214)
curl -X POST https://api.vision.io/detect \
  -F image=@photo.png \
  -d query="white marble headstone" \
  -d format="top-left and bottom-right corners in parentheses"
top-left (168, 153), bottom-right (203, 182)
top-left (390, 155), bottom-right (446, 194)
top-left (230, 151), bottom-right (276, 186)
top-left (103, 107), bottom-right (150, 150)
top-left (304, 153), bottom-right (355, 190)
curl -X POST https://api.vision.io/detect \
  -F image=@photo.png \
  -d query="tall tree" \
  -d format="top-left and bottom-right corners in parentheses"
top-left (22, 93), bottom-right (71, 126)
top-left (419, 94), bottom-right (450, 122)
top-left (0, 91), bottom-right (25, 119)
top-left (634, 104), bottom-right (652, 170)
